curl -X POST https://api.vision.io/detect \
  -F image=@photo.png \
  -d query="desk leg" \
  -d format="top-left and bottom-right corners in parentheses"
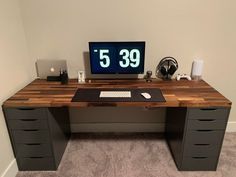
top-left (47, 107), bottom-right (71, 168)
top-left (165, 107), bottom-right (188, 170)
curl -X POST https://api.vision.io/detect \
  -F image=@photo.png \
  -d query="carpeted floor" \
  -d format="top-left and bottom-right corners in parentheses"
top-left (16, 133), bottom-right (236, 177)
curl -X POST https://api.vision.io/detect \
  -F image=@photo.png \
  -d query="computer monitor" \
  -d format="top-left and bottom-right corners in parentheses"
top-left (89, 41), bottom-right (145, 74)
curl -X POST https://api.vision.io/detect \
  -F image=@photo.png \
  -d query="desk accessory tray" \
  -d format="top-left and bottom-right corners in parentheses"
top-left (71, 88), bottom-right (165, 102)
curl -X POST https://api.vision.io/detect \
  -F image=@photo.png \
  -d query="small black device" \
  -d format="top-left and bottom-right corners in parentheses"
top-left (89, 41), bottom-right (145, 74)
top-left (156, 56), bottom-right (178, 80)
top-left (145, 70), bottom-right (152, 82)
top-left (61, 70), bottom-right (68, 84)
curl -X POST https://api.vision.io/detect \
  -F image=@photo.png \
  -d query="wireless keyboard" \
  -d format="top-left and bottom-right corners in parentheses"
top-left (99, 91), bottom-right (131, 98)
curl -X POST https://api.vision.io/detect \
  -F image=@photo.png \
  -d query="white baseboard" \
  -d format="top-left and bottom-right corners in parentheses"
top-left (71, 123), bottom-right (165, 133)
top-left (0, 159), bottom-right (18, 177)
top-left (226, 122), bottom-right (236, 132)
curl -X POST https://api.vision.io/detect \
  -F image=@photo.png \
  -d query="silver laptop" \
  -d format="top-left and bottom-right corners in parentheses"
top-left (36, 59), bottom-right (67, 79)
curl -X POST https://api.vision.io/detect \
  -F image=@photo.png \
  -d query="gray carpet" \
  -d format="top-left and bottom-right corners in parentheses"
top-left (16, 133), bottom-right (236, 177)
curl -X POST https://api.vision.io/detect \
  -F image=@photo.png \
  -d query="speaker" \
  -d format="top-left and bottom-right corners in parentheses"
top-left (191, 59), bottom-right (203, 80)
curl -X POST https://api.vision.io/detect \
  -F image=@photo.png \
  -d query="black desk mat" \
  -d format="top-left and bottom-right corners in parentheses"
top-left (72, 88), bottom-right (165, 102)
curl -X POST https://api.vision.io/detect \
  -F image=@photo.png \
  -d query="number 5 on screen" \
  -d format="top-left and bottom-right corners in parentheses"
top-left (99, 49), bottom-right (110, 68)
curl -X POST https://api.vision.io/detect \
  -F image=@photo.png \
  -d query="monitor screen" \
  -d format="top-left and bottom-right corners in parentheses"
top-left (89, 41), bottom-right (145, 74)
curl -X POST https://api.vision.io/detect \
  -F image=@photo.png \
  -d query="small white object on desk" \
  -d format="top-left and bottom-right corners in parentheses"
top-left (78, 71), bottom-right (85, 83)
top-left (141, 92), bottom-right (151, 99)
top-left (176, 74), bottom-right (191, 81)
top-left (191, 59), bottom-right (203, 80)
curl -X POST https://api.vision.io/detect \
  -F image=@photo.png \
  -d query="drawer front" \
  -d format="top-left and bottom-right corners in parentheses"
top-left (8, 119), bottom-right (48, 130)
top-left (12, 130), bottom-right (50, 143)
top-left (15, 144), bottom-right (52, 157)
top-left (183, 143), bottom-right (221, 157)
top-left (5, 108), bottom-right (47, 120)
top-left (18, 157), bottom-right (55, 171)
top-left (185, 130), bottom-right (225, 145)
top-left (181, 156), bottom-right (218, 171)
top-left (187, 119), bottom-right (227, 130)
top-left (188, 108), bottom-right (229, 120)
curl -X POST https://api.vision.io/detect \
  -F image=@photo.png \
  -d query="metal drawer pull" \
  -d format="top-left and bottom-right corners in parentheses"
top-left (196, 130), bottom-right (213, 132)
top-left (23, 129), bottom-right (39, 131)
top-left (20, 119), bottom-right (37, 121)
top-left (200, 108), bottom-right (217, 111)
top-left (29, 157), bottom-right (44, 159)
top-left (192, 157), bottom-right (208, 159)
top-left (18, 108), bottom-right (35, 110)
top-left (26, 143), bottom-right (41, 145)
top-left (194, 144), bottom-right (210, 146)
top-left (198, 119), bottom-right (215, 122)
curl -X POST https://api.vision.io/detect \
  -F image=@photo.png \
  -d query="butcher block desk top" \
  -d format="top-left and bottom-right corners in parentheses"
top-left (2, 79), bottom-right (231, 108)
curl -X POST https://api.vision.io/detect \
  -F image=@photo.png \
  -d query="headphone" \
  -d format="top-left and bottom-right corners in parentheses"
top-left (156, 56), bottom-right (178, 80)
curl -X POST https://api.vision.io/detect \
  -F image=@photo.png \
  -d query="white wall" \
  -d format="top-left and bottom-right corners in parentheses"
top-left (0, 0), bottom-right (35, 176)
top-left (19, 0), bottom-right (236, 123)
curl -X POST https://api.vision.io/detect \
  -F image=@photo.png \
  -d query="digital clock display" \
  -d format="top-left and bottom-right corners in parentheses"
top-left (89, 42), bottom-right (145, 74)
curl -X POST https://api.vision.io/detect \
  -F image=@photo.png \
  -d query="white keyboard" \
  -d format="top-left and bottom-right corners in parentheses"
top-left (99, 91), bottom-right (131, 98)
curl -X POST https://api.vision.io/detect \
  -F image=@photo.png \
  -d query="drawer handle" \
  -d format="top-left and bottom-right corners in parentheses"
top-left (194, 144), bottom-right (210, 146)
top-left (200, 108), bottom-right (217, 111)
top-left (23, 129), bottom-right (39, 131)
top-left (20, 119), bottom-right (37, 122)
top-left (26, 143), bottom-right (41, 145)
top-left (192, 157), bottom-right (208, 159)
top-left (29, 157), bottom-right (44, 159)
top-left (18, 108), bottom-right (36, 111)
top-left (198, 119), bottom-right (215, 122)
top-left (196, 130), bottom-right (213, 132)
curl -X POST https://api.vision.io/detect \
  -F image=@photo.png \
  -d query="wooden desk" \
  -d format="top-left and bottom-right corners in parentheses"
top-left (3, 79), bottom-right (231, 107)
top-left (2, 79), bottom-right (232, 171)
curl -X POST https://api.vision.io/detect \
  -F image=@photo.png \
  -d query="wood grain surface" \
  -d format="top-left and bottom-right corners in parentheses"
top-left (2, 79), bottom-right (231, 108)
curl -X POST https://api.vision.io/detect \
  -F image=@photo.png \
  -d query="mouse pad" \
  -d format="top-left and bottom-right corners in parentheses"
top-left (72, 88), bottom-right (166, 102)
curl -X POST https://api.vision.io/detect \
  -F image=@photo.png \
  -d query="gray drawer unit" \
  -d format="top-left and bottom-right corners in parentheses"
top-left (18, 157), bottom-right (55, 171)
top-left (187, 119), bottom-right (227, 130)
top-left (184, 130), bottom-right (225, 145)
top-left (15, 144), bottom-right (52, 157)
top-left (4, 108), bottom-right (47, 120)
top-left (12, 130), bottom-right (50, 143)
top-left (188, 108), bottom-right (230, 120)
top-left (3, 107), bottom-right (70, 171)
top-left (8, 119), bottom-right (48, 130)
top-left (166, 107), bottom-right (230, 171)
top-left (181, 157), bottom-right (218, 171)
top-left (183, 143), bottom-right (221, 157)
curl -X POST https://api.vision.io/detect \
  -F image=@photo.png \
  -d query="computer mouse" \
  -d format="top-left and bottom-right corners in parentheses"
top-left (141, 92), bottom-right (151, 99)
